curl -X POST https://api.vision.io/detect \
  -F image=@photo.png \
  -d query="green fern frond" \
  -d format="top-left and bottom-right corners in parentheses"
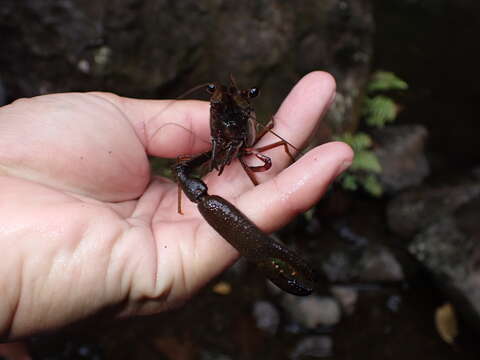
top-left (350, 150), bottom-right (382, 173)
top-left (363, 95), bottom-right (397, 128)
top-left (367, 71), bottom-right (408, 92)
top-left (334, 132), bottom-right (372, 152)
top-left (360, 174), bottom-right (383, 197)
top-left (341, 174), bottom-right (358, 191)
top-left (333, 70), bottom-right (408, 197)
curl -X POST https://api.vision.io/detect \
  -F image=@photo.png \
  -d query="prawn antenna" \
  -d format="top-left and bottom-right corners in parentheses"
top-left (176, 82), bottom-right (211, 100)
top-left (268, 129), bottom-right (299, 152)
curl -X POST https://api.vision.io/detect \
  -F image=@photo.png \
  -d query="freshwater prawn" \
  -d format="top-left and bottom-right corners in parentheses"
top-left (173, 76), bottom-right (316, 296)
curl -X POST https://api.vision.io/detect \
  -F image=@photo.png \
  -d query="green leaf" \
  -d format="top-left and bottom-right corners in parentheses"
top-left (351, 150), bottom-right (382, 173)
top-left (334, 132), bottom-right (372, 152)
top-left (341, 174), bottom-right (358, 191)
top-left (367, 71), bottom-right (408, 93)
top-left (352, 133), bottom-right (372, 150)
top-left (360, 174), bottom-right (383, 197)
top-left (363, 95), bottom-right (397, 128)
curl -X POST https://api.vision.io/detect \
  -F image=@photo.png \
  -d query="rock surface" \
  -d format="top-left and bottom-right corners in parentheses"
top-left (357, 246), bottom-right (404, 282)
top-left (387, 182), bottom-right (480, 238)
top-left (0, 0), bottom-right (373, 133)
top-left (331, 285), bottom-right (358, 315)
top-left (388, 179), bottom-right (480, 331)
top-left (321, 242), bottom-right (404, 283)
top-left (373, 124), bottom-right (430, 194)
top-left (282, 295), bottom-right (341, 329)
top-left (252, 301), bottom-right (280, 335)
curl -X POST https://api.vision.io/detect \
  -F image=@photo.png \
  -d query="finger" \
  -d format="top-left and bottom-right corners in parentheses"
top-left (250, 71), bottom-right (336, 177)
top-left (237, 141), bottom-right (353, 231)
top-left (98, 93), bottom-right (212, 158)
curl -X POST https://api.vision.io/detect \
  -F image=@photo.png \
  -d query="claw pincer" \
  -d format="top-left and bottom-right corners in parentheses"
top-left (174, 154), bottom-right (316, 296)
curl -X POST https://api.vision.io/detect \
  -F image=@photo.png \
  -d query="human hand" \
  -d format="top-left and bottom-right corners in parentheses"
top-left (0, 71), bottom-right (352, 340)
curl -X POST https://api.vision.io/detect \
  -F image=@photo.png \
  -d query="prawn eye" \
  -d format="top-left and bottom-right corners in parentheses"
top-left (206, 83), bottom-right (216, 93)
top-left (248, 87), bottom-right (259, 98)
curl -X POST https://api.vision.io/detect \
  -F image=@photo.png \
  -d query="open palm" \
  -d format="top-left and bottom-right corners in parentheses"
top-left (0, 72), bottom-right (352, 340)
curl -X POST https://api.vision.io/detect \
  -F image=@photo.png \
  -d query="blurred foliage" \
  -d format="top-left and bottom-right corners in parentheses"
top-left (363, 71), bottom-right (408, 128)
top-left (334, 132), bottom-right (383, 197)
top-left (363, 95), bottom-right (397, 128)
top-left (366, 71), bottom-right (408, 93)
top-left (336, 71), bottom-right (408, 196)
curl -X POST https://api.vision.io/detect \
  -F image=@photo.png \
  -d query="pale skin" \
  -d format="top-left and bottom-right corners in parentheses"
top-left (0, 71), bottom-right (353, 341)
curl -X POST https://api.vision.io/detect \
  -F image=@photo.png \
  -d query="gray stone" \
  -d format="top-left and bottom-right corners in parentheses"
top-left (331, 285), bottom-right (358, 315)
top-left (252, 301), bottom-right (280, 335)
top-left (408, 194), bottom-right (480, 331)
top-left (373, 125), bottom-right (430, 194)
top-left (322, 251), bottom-right (354, 283)
top-left (357, 246), bottom-right (404, 282)
top-left (282, 295), bottom-right (341, 329)
top-left (387, 182), bottom-right (480, 238)
top-left (321, 242), bottom-right (403, 284)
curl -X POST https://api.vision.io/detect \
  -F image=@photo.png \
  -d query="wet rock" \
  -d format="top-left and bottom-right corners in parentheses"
top-left (409, 217), bottom-right (471, 273)
top-left (387, 181), bottom-right (480, 238)
top-left (373, 125), bottom-right (429, 193)
top-left (322, 249), bottom-right (354, 283)
top-left (290, 336), bottom-right (333, 359)
top-left (322, 243), bottom-right (403, 284)
top-left (357, 246), bottom-right (404, 282)
top-left (331, 285), bottom-right (358, 315)
top-left (282, 295), bottom-right (341, 329)
top-left (252, 301), bottom-right (280, 335)
top-left (387, 176), bottom-right (480, 331)
top-left (408, 193), bottom-right (480, 331)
